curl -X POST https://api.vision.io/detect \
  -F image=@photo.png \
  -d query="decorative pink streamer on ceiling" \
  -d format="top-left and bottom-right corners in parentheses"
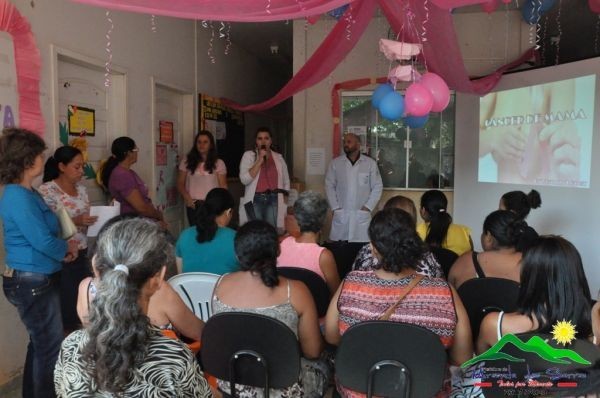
top-left (70, 0), bottom-right (533, 112)
top-left (0, 0), bottom-right (44, 135)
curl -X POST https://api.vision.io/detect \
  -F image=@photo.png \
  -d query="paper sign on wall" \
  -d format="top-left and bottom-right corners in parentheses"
top-left (306, 147), bottom-right (325, 175)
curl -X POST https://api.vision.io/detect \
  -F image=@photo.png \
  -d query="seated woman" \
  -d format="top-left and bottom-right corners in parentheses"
top-left (499, 189), bottom-right (541, 251)
top-left (477, 235), bottom-right (593, 354)
top-left (212, 220), bottom-right (327, 397)
top-left (325, 208), bottom-right (473, 397)
top-left (175, 188), bottom-right (239, 274)
top-left (417, 189), bottom-right (473, 256)
top-left (55, 218), bottom-right (211, 397)
top-left (352, 195), bottom-right (443, 278)
top-left (277, 191), bottom-right (340, 293)
top-left (448, 210), bottom-right (524, 289)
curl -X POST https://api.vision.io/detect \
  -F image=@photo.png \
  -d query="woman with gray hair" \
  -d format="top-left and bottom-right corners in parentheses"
top-left (54, 218), bottom-right (211, 397)
top-left (277, 191), bottom-right (340, 293)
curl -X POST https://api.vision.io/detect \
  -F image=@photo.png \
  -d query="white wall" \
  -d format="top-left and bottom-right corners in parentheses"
top-left (454, 57), bottom-right (600, 296)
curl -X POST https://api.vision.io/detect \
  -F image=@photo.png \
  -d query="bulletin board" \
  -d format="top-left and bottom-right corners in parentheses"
top-left (199, 94), bottom-right (245, 177)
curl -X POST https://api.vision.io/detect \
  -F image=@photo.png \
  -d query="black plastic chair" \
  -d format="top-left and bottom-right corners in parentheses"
top-left (335, 321), bottom-right (447, 398)
top-left (430, 246), bottom-right (458, 278)
top-left (200, 312), bottom-right (301, 398)
top-left (457, 277), bottom-right (520, 340)
top-left (278, 266), bottom-right (330, 317)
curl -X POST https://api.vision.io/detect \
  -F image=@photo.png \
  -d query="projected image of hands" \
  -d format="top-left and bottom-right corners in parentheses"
top-left (478, 75), bottom-right (594, 188)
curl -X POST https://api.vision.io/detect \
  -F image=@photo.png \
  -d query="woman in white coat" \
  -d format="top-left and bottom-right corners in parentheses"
top-left (239, 127), bottom-right (290, 232)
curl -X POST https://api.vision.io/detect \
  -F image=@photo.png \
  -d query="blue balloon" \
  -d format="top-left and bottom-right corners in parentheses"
top-left (327, 4), bottom-right (349, 20)
top-left (403, 114), bottom-right (429, 129)
top-left (378, 92), bottom-right (405, 121)
top-left (371, 84), bottom-right (394, 109)
top-left (540, 0), bottom-right (556, 12)
top-left (521, 0), bottom-right (543, 25)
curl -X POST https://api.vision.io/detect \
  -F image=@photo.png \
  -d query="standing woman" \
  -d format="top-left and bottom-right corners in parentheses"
top-left (0, 128), bottom-right (78, 398)
top-left (239, 127), bottom-right (290, 231)
top-left (39, 146), bottom-right (98, 333)
top-left (417, 189), bottom-right (473, 256)
top-left (101, 137), bottom-right (164, 223)
top-left (177, 130), bottom-right (227, 225)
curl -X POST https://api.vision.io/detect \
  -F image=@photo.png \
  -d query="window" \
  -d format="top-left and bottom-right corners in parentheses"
top-left (341, 91), bottom-right (455, 189)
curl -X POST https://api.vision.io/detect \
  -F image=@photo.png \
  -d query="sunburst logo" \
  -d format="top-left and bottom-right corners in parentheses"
top-left (551, 319), bottom-right (577, 346)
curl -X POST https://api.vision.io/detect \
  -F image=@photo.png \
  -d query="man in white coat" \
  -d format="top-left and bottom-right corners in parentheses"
top-left (325, 133), bottom-right (383, 277)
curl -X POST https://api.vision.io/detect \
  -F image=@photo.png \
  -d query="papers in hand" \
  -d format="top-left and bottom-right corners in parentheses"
top-left (87, 202), bottom-right (121, 237)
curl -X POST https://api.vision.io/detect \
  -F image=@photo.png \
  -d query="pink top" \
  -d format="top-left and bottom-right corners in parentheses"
top-left (255, 155), bottom-right (278, 193)
top-left (277, 236), bottom-right (326, 280)
top-left (179, 158), bottom-right (226, 200)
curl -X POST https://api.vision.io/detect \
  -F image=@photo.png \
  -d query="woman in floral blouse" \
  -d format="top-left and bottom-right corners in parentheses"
top-left (39, 145), bottom-right (97, 332)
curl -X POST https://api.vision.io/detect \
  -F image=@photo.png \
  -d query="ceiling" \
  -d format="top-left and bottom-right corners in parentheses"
top-left (226, 1), bottom-right (600, 82)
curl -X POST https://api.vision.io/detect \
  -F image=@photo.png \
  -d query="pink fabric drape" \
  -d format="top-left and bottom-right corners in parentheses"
top-left (0, 0), bottom-right (44, 135)
top-left (70, 0), bottom-right (357, 22)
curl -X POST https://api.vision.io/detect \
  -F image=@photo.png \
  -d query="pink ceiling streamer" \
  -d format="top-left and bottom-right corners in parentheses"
top-left (0, 0), bottom-right (44, 135)
top-left (71, 0), bottom-right (533, 112)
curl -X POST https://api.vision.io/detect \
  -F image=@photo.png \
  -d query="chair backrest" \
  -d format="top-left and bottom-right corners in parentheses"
top-left (167, 272), bottom-right (220, 321)
top-left (200, 312), bottom-right (301, 395)
top-left (429, 246), bottom-right (458, 278)
top-left (277, 267), bottom-right (330, 317)
top-left (457, 277), bottom-right (520, 340)
top-left (335, 321), bottom-right (447, 398)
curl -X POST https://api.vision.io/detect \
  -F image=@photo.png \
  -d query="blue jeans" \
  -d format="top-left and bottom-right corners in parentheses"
top-left (253, 192), bottom-right (278, 228)
top-left (3, 270), bottom-right (63, 398)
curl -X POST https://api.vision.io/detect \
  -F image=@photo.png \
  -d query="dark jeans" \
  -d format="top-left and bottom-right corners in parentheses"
top-left (323, 241), bottom-right (366, 280)
top-left (3, 270), bottom-right (63, 398)
top-left (253, 192), bottom-right (278, 228)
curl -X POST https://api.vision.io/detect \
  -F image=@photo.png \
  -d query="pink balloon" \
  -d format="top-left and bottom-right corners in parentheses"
top-left (404, 83), bottom-right (433, 117)
top-left (481, 0), bottom-right (499, 13)
top-left (590, 0), bottom-right (600, 14)
top-left (420, 73), bottom-right (450, 112)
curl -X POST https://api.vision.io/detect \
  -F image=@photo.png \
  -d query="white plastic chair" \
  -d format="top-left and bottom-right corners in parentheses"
top-left (168, 272), bottom-right (220, 321)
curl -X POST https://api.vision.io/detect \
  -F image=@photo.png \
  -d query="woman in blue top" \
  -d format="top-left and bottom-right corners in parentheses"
top-left (175, 188), bottom-right (239, 274)
top-left (0, 128), bottom-right (78, 398)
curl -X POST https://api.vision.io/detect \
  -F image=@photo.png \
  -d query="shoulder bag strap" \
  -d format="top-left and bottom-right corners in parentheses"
top-left (379, 274), bottom-right (425, 321)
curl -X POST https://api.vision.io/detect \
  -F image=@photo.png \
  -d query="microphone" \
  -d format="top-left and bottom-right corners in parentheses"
top-left (261, 145), bottom-right (267, 162)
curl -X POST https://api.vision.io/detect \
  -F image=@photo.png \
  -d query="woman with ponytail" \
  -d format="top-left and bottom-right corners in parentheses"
top-left (55, 218), bottom-right (212, 397)
top-left (212, 220), bottom-right (325, 397)
top-left (448, 210), bottom-right (525, 289)
top-left (101, 137), bottom-right (164, 223)
top-left (499, 189), bottom-right (542, 251)
top-left (417, 189), bottom-right (473, 255)
top-left (175, 188), bottom-right (238, 274)
top-left (39, 145), bottom-right (97, 332)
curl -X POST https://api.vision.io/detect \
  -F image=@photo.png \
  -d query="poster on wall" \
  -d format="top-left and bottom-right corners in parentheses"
top-left (68, 105), bottom-right (95, 136)
top-left (159, 120), bottom-right (174, 143)
top-left (0, 33), bottom-right (19, 128)
top-left (155, 143), bottom-right (179, 211)
top-left (199, 94), bottom-right (244, 177)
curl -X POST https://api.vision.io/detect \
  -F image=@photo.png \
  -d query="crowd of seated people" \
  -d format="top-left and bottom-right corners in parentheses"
top-left (3, 127), bottom-right (600, 398)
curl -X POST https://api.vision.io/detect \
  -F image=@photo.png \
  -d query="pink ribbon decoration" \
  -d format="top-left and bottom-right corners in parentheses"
top-left (379, 39), bottom-right (422, 61)
top-left (0, 0), bottom-right (44, 135)
top-left (388, 65), bottom-right (421, 85)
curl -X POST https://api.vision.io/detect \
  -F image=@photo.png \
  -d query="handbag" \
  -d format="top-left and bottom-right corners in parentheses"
top-left (379, 274), bottom-right (424, 321)
top-left (56, 206), bottom-right (77, 239)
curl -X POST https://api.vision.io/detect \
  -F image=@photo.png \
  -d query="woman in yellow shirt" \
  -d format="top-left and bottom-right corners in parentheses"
top-left (417, 190), bottom-right (472, 256)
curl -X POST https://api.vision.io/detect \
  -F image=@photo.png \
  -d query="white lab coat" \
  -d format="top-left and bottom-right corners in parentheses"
top-left (325, 154), bottom-right (383, 242)
top-left (238, 150), bottom-right (290, 230)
